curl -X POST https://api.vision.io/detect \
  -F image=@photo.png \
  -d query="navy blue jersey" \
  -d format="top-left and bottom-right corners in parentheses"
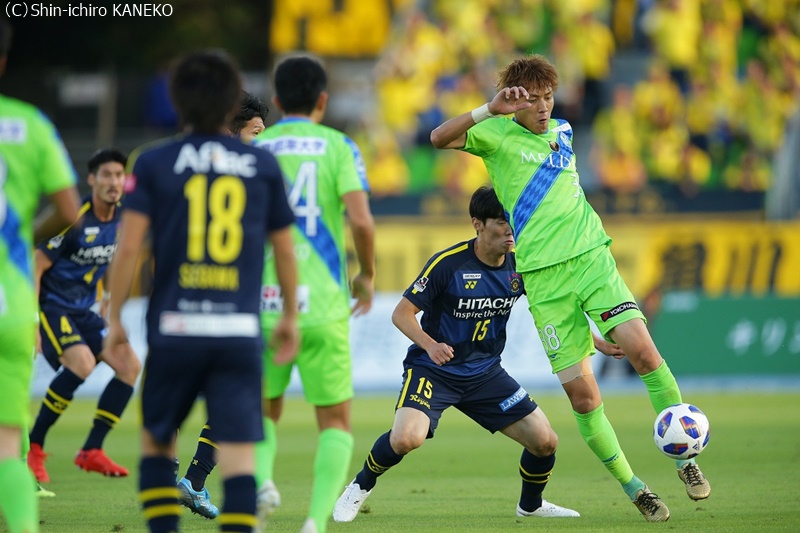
top-left (402, 239), bottom-right (525, 377)
top-left (38, 197), bottom-right (119, 312)
top-left (124, 134), bottom-right (294, 348)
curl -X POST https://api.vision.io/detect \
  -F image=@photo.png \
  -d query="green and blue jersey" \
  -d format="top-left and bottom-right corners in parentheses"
top-left (254, 118), bottom-right (369, 328)
top-left (462, 117), bottom-right (610, 272)
top-left (0, 95), bottom-right (76, 323)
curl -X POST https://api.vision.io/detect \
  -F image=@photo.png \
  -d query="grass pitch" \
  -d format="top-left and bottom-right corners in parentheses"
top-left (13, 390), bottom-right (800, 532)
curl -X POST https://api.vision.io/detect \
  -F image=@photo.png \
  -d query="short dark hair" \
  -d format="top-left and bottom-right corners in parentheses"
top-left (230, 91), bottom-right (269, 134)
top-left (0, 17), bottom-right (13, 57)
top-left (88, 148), bottom-right (127, 174)
top-left (170, 50), bottom-right (242, 134)
top-left (469, 186), bottom-right (506, 222)
top-left (273, 56), bottom-right (327, 115)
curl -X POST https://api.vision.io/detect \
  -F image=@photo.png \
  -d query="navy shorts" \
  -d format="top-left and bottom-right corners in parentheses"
top-left (39, 305), bottom-right (106, 371)
top-left (141, 338), bottom-right (264, 446)
top-left (395, 362), bottom-right (537, 438)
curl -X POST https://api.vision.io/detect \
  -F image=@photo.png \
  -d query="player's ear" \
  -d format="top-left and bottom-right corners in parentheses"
top-left (87, 173), bottom-right (95, 187)
top-left (316, 91), bottom-right (328, 112)
top-left (471, 217), bottom-right (482, 234)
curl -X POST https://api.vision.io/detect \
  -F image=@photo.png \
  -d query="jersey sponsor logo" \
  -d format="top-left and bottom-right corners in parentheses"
top-left (520, 150), bottom-right (573, 169)
top-left (260, 284), bottom-right (310, 313)
top-left (560, 132), bottom-right (570, 144)
top-left (509, 273), bottom-right (522, 293)
top-left (464, 280), bottom-right (478, 289)
top-left (462, 273), bottom-right (481, 280)
top-left (173, 141), bottom-right (257, 178)
top-left (255, 136), bottom-right (327, 156)
top-left (0, 119), bottom-right (27, 143)
top-left (552, 122), bottom-right (571, 133)
top-left (413, 276), bottom-right (429, 293)
top-left (84, 227), bottom-right (100, 235)
top-left (499, 386), bottom-right (528, 412)
top-left (70, 244), bottom-right (116, 265)
top-left (457, 297), bottom-right (516, 310)
top-left (600, 301), bottom-right (639, 322)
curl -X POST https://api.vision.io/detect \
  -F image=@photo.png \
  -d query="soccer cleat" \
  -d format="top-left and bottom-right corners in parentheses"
top-left (177, 477), bottom-right (219, 519)
top-left (632, 487), bottom-right (670, 522)
top-left (333, 479), bottom-right (372, 522)
top-left (27, 443), bottom-right (50, 483)
top-left (299, 518), bottom-right (318, 533)
top-left (36, 482), bottom-right (56, 498)
top-left (516, 500), bottom-right (580, 517)
top-left (255, 479), bottom-right (281, 532)
top-left (678, 463), bottom-right (711, 500)
top-left (74, 449), bottom-right (129, 477)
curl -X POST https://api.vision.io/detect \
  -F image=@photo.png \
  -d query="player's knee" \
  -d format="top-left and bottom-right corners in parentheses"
top-left (63, 353), bottom-right (96, 379)
top-left (528, 428), bottom-right (558, 456)
top-left (389, 430), bottom-right (424, 454)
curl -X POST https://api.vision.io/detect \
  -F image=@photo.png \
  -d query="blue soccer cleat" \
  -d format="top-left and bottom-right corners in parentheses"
top-left (177, 477), bottom-right (219, 519)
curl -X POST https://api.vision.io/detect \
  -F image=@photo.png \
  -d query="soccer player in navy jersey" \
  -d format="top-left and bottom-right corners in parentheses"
top-left (174, 89), bottom-right (272, 521)
top-left (333, 186), bottom-right (610, 522)
top-left (28, 148), bottom-right (139, 485)
top-left (104, 50), bottom-right (298, 533)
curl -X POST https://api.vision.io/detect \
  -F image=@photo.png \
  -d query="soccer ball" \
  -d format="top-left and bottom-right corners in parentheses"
top-left (653, 403), bottom-right (710, 460)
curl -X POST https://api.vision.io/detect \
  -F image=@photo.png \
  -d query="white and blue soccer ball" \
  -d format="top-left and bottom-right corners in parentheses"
top-left (653, 403), bottom-right (710, 460)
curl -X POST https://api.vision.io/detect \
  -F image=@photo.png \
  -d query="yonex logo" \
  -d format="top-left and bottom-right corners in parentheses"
top-left (464, 281), bottom-right (478, 289)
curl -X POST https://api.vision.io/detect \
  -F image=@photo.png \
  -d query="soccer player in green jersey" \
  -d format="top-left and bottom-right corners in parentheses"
top-left (0, 18), bottom-right (81, 533)
top-left (252, 55), bottom-right (376, 533)
top-left (431, 54), bottom-right (710, 522)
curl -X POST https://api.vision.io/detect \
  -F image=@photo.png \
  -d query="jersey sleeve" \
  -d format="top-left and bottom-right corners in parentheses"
top-left (33, 110), bottom-right (78, 195)
top-left (37, 223), bottom-right (78, 262)
top-left (461, 118), bottom-right (505, 159)
top-left (122, 152), bottom-right (154, 217)
top-left (336, 135), bottom-right (370, 197)
top-left (402, 252), bottom-right (451, 312)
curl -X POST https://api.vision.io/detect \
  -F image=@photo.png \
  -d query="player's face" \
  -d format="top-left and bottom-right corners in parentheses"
top-left (240, 117), bottom-right (266, 143)
top-left (89, 161), bottom-right (126, 205)
top-left (516, 84), bottom-right (554, 134)
top-left (482, 217), bottom-right (515, 256)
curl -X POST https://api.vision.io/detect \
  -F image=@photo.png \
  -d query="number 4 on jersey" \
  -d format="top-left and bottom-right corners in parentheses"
top-left (287, 161), bottom-right (322, 237)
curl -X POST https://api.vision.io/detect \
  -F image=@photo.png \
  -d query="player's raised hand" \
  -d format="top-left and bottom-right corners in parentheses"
top-left (271, 315), bottom-right (300, 365)
top-left (426, 342), bottom-right (454, 366)
top-left (350, 272), bottom-right (374, 317)
top-left (488, 86), bottom-right (533, 115)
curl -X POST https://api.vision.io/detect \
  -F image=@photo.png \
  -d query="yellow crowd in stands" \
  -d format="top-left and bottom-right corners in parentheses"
top-left (349, 0), bottom-right (800, 202)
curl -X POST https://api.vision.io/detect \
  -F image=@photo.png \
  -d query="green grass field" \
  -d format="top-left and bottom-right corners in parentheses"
top-left (10, 391), bottom-right (800, 532)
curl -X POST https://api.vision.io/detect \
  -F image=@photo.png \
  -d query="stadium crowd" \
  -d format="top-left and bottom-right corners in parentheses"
top-left (354, 0), bottom-right (800, 203)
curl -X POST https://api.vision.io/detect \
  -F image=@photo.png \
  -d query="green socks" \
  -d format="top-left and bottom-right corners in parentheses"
top-left (0, 458), bottom-right (38, 533)
top-left (640, 361), bottom-right (682, 414)
top-left (254, 416), bottom-right (277, 487)
top-left (308, 428), bottom-right (354, 533)
top-left (574, 403), bottom-right (642, 497)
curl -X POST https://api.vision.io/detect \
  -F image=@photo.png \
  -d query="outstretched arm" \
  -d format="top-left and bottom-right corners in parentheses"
top-left (429, 86), bottom-right (533, 150)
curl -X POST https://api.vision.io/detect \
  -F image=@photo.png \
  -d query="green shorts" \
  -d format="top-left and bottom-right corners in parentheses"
top-left (262, 318), bottom-right (353, 406)
top-left (522, 244), bottom-right (646, 373)
top-left (0, 321), bottom-right (36, 427)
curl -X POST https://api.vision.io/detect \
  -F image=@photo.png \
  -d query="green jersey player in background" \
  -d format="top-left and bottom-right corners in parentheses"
top-left (253, 55), bottom-right (375, 533)
top-left (431, 54), bottom-right (710, 523)
top-left (0, 17), bottom-right (81, 533)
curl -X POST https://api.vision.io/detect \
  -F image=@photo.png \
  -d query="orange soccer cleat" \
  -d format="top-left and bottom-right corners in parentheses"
top-left (27, 443), bottom-right (50, 483)
top-left (74, 449), bottom-right (129, 477)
